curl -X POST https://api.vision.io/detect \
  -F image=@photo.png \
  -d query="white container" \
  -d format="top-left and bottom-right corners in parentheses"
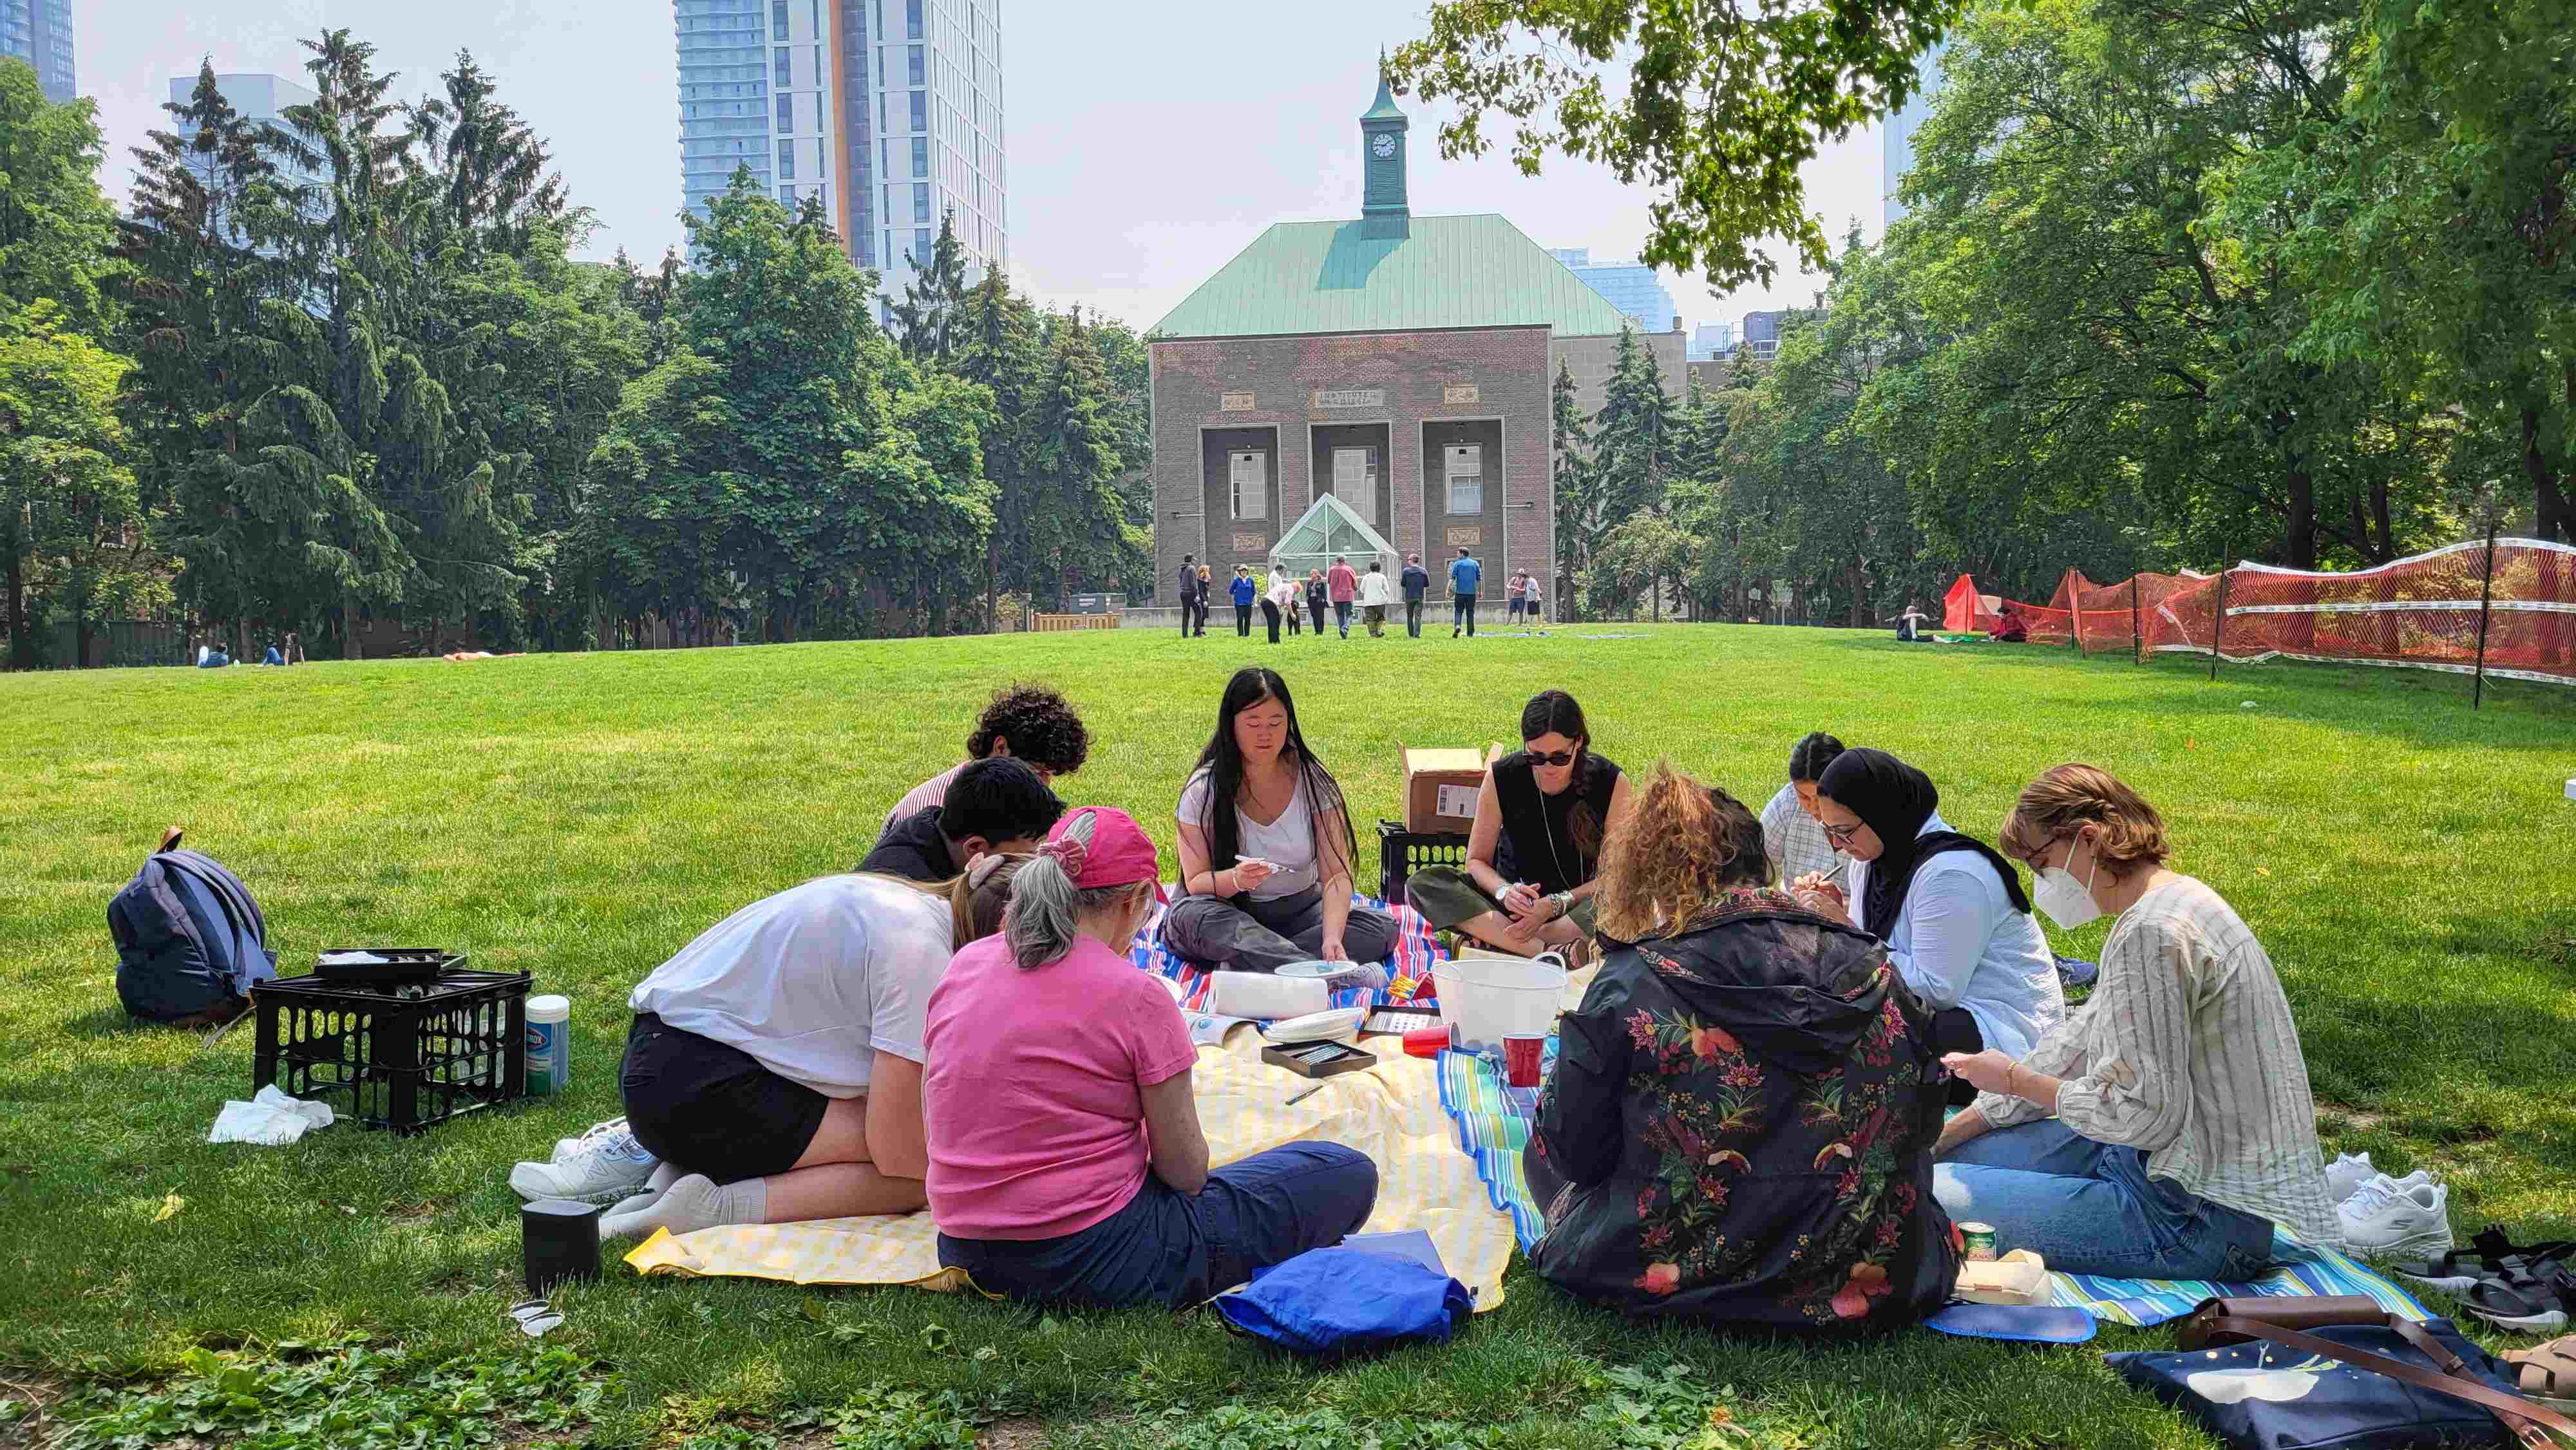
top-left (525, 994), bottom-right (571, 1096)
top-left (1262, 1006), bottom-right (1365, 1046)
top-left (1206, 971), bottom-right (1329, 1021)
top-left (1432, 951), bottom-right (1567, 1054)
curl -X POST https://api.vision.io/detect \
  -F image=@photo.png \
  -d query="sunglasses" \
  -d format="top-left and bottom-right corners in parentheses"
top-left (1527, 748), bottom-right (1579, 768)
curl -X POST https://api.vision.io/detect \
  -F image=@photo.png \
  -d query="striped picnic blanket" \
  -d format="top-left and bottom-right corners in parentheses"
top-left (1434, 1049), bottom-right (2430, 1328)
top-left (1125, 889), bottom-right (1448, 1013)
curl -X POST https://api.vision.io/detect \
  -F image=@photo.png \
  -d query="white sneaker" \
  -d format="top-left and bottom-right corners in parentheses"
top-left (2323, 1152), bottom-right (2376, 1205)
top-left (509, 1118), bottom-right (658, 1203)
top-left (2338, 1175), bottom-right (2453, 1261)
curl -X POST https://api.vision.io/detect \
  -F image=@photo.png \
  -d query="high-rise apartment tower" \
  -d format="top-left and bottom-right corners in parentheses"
top-left (2, 0), bottom-right (76, 104)
top-left (674, 0), bottom-right (1006, 302)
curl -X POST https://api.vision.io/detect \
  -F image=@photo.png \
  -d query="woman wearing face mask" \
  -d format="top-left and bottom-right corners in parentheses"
top-left (924, 807), bottom-right (1379, 1306)
top-left (1795, 749), bottom-right (2065, 1104)
top-left (1404, 690), bottom-right (1631, 959)
top-left (1927, 765), bottom-right (2336, 1278)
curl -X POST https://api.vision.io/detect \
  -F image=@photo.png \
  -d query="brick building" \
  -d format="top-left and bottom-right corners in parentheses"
top-left (1149, 72), bottom-right (1682, 607)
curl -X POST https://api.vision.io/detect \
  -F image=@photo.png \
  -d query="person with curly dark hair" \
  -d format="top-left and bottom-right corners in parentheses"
top-left (882, 684), bottom-right (1092, 832)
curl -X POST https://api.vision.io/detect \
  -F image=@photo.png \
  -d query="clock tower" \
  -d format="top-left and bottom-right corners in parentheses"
top-left (1360, 61), bottom-right (1410, 241)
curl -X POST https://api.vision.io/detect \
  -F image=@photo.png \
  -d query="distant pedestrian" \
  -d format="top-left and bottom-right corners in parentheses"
top-left (285, 630), bottom-right (304, 664)
top-left (1305, 569), bottom-right (1329, 636)
top-left (1400, 552), bottom-right (1430, 637)
top-left (1176, 554), bottom-right (1200, 638)
top-left (1506, 571), bottom-right (1528, 623)
top-left (1359, 560), bottom-right (1390, 637)
top-left (1327, 555), bottom-right (1358, 638)
top-left (1269, 570), bottom-right (1303, 636)
top-left (1229, 566), bottom-right (1257, 636)
top-left (1259, 571), bottom-right (1285, 643)
top-left (1450, 547), bottom-right (1482, 637)
top-left (1522, 574), bottom-right (1544, 626)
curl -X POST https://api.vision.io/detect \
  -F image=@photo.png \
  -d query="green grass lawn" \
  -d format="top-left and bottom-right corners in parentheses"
top-left (3, 625), bottom-right (2571, 1449)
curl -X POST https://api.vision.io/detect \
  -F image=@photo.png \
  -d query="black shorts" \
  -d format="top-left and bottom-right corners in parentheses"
top-left (619, 1013), bottom-right (829, 1185)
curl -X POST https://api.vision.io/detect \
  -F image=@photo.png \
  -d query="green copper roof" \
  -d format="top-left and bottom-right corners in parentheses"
top-left (1362, 70), bottom-right (1406, 122)
top-left (1152, 213), bottom-right (1637, 339)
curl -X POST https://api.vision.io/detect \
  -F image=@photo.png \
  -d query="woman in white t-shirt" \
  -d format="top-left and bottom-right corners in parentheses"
top-left (1166, 667), bottom-right (1400, 976)
top-left (602, 863), bottom-right (1024, 1241)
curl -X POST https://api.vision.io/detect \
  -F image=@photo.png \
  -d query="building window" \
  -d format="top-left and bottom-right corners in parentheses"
top-left (876, 46), bottom-right (885, 88)
top-left (779, 140), bottom-right (796, 179)
top-left (906, 0), bottom-right (922, 39)
top-left (907, 44), bottom-right (925, 86)
top-left (779, 184), bottom-right (797, 205)
top-left (911, 135), bottom-right (928, 177)
top-left (777, 94), bottom-right (793, 131)
top-left (772, 0), bottom-right (789, 37)
top-left (1231, 451), bottom-right (1268, 520)
top-left (915, 225), bottom-right (932, 258)
top-left (913, 182), bottom-right (931, 223)
top-left (909, 89), bottom-right (926, 131)
top-left (775, 46), bottom-right (791, 85)
top-left (1445, 444), bottom-right (1484, 515)
top-left (1332, 447), bottom-right (1379, 522)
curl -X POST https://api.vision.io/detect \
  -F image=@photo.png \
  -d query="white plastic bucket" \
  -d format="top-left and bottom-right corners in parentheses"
top-left (1432, 951), bottom-right (1567, 1054)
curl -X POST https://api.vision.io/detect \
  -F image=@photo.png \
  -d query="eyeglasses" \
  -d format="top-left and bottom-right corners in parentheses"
top-left (1822, 821), bottom-right (1863, 846)
top-left (1528, 749), bottom-right (1578, 768)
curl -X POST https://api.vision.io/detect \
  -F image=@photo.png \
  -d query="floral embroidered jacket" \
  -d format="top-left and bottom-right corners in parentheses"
top-left (1525, 888), bottom-right (1959, 1332)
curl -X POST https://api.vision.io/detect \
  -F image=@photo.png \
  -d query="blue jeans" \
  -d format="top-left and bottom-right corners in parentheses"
top-left (1933, 1120), bottom-right (2275, 1279)
top-left (936, 1143), bottom-right (1378, 1308)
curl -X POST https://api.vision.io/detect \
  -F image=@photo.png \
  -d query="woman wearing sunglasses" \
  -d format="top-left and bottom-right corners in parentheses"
top-left (1406, 690), bottom-right (1632, 959)
top-left (1793, 748), bottom-right (2063, 1106)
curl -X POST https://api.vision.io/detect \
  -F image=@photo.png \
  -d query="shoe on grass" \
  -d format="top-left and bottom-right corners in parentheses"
top-left (2323, 1151), bottom-right (2376, 1205)
top-left (510, 1117), bottom-right (658, 1203)
top-left (2338, 1174), bottom-right (2453, 1262)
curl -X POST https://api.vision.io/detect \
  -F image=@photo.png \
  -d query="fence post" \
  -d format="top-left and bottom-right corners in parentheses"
top-left (2130, 577), bottom-right (2144, 664)
top-left (2208, 569), bottom-right (2230, 681)
top-left (2472, 520), bottom-right (2499, 710)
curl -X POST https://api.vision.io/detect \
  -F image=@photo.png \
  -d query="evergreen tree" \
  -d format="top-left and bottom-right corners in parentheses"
top-left (1025, 307), bottom-right (1130, 608)
top-left (887, 207), bottom-right (971, 365)
top-left (1548, 359), bottom-right (1594, 620)
top-left (950, 265), bottom-right (1045, 623)
top-left (1589, 327), bottom-right (1677, 531)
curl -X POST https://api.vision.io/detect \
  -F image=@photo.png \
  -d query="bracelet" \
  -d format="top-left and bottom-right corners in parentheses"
top-left (1550, 891), bottom-right (1575, 921)
top-left (2005, 1063), bottom-right (2023, 1099)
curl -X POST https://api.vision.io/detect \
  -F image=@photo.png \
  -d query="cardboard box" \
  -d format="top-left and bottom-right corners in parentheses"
top-left (1400, 745), bottom-right (1490, 834)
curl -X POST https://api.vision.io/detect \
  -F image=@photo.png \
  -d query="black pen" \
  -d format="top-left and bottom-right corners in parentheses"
top-left (1284, 1083), bottom-right (1325, 1107)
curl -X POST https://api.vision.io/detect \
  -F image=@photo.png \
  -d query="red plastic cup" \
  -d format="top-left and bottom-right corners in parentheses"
top-left (1502, 1034), bottom-right (1546, 1088)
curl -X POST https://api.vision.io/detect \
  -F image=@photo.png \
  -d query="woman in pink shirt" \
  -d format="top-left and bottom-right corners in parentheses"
top-left (923, 807), bottom-right (1378, 1306)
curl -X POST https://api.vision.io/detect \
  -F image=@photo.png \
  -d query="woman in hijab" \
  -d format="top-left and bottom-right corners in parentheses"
top-left (1794, 748), bottom-right (2064, 1105)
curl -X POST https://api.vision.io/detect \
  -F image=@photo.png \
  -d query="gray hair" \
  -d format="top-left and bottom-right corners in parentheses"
top-left (1003, 811), bottom-right (1144, 969)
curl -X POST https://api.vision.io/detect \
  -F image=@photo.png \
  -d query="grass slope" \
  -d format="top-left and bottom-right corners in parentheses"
top-left (3, 625), bottom-right (2570, 1448)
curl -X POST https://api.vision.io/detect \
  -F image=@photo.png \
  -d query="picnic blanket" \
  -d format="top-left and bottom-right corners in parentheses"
top-left (1126, 890), bottom-right (1448, 1013)
top-left (627, 897), bottom-right (1517, 1307)
top-left (1433, 1050), bottom-right (2430, 1328)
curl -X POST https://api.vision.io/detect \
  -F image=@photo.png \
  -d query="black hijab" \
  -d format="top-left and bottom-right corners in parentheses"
top-left (1817, 748), bottom-right (2032, 939)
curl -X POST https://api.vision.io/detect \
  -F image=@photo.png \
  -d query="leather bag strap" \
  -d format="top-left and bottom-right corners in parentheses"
top-left (2202, 1317), bottom-right (2576, 1449)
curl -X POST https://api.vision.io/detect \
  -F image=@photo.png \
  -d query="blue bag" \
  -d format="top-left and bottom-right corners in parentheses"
top-left (2108, 1317), bottom-right (2537, 1450)
top-left (108, 844), bottom-right (277, 1023)
top-left (1213, 1247), bottom-right (1471, 1357)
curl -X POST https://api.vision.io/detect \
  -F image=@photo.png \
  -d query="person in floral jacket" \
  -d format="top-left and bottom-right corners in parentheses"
top-left (1524, 764), bottom-right (1959, 1332)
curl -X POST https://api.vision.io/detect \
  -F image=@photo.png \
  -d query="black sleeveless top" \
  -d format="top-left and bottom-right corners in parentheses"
top-left (1492, 751), bottom-right (1623, 896)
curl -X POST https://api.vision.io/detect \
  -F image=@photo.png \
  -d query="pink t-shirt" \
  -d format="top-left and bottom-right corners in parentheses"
top-left (1327, 563), bottom-right (1358, 601)
top-left (883, 761), bottom-right (965, 831)
top-left (923, 934), bottom-right (1198, 1239)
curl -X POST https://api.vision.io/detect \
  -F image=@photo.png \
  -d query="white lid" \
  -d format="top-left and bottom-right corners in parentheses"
top-left (1262, 1006), bottom-right (1364, 1044)
top-left (526, 994), bottom-right (572, 1017)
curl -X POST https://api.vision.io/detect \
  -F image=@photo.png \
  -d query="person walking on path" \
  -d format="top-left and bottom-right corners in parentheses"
top-left (1450, 547), bottom-right (1482, 637)
top-left (1305, 570), bottom-right (1329, 637)
top-left (1176, 556), bottom-right (1200, 638)
top-left (1229, 567), bottom-right (1257, 637)
top-left (1327, 556), bottom-right (1358, 638)
top-left (1358, 561), bottom-right (1391, 637)
top-left (1401, 554), bottom-right (1430, 637)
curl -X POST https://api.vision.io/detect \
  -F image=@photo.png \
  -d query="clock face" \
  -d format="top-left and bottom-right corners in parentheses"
top-left (1372, 133), bottom-right (1396, 159)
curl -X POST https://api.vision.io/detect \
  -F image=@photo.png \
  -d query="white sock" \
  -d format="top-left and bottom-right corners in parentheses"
top-left (600, 1174), bottom-right (768, 1240)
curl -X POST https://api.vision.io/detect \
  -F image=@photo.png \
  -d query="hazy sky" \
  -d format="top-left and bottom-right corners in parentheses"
top-left (73, 0), bottom-right (1891, 334)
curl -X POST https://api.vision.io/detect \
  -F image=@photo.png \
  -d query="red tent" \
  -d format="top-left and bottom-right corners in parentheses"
top-left (1942, 574), bottom-right (2004, 633)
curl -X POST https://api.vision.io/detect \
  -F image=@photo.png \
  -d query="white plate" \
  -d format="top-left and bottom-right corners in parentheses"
top-left (1273, 960), bottom-right (1341, 980)
top-left (1261, 1006), bottom-right (1365, 1046)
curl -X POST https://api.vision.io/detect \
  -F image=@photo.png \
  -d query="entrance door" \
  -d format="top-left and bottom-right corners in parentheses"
top-left (1332, 447), bottom-right (1378, 523)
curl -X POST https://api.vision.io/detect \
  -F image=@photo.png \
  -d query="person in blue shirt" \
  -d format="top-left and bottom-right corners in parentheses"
top-left (1400, 553), bottom-right (1431, 637)
top-left (1229, 566), bottom-right (1258, 637)
top-left (1448, 547), bottom-right (1482, 637)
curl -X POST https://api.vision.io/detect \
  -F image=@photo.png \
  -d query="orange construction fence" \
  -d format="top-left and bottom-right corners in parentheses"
top-left (1945, 538), bottom-right (2576, 692)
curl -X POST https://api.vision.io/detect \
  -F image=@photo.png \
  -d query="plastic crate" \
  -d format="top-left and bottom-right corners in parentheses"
top-left (251, 961), bottom-right (530, 1135)
top-left (1377, 819), bottom-right (1469, 908)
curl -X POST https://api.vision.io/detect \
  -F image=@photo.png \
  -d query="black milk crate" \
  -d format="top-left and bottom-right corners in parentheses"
top-left (1377, 820), bottom-right (1470, 908)
top-left (250, 961), bottom-right (531, 1135)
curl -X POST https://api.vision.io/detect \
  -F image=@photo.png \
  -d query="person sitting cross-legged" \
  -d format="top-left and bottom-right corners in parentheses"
top-left (602, 858), bottom-right (1026, 1240)
top-left (1757, 731), bottom-right (1849, 891)
top-left (925, 807), bottom-right (1379, 1306)
top-left (1164, 667), bottom-right (1399, 978)
top-left (1405, 689), bottom-right (1631, 958)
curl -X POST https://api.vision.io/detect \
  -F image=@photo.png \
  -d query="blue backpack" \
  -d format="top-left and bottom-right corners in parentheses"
top-left (108, 833), bottom-right (277, 1023)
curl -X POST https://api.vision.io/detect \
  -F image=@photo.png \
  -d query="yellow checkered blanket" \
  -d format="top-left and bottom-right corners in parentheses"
top-left (623, 1028), bottom-right (1517, 1310)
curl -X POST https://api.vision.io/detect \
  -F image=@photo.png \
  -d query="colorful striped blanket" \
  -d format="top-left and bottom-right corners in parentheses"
top-left (1434, 1050), bottom-right (2430, 1328)
top-left (1124, 890), bottom-right (1448, 1013)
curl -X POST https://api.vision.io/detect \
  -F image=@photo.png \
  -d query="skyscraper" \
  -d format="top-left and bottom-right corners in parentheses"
top-left (1546, 247), bottom-right (1680, 335)
top-left (168, 72), bottom-right (322, 197)
top-left (2, 0), bottom-right (76, 104)
top-left (674, 0), bottom-right (1007, 302)
top-left (1881, 44), bottom-right (1945, 230)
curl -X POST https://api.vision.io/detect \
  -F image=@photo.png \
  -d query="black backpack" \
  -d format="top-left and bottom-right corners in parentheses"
top-left (108, 829), bottom-right (278, 1024)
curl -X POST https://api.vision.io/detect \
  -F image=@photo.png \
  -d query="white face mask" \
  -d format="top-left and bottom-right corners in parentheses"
top-left (2034, 838), bottom-right (2103, 930)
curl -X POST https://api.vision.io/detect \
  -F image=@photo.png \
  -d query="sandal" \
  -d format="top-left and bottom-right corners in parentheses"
top-left (2465, 1259), bottom-right (2576, 1334)
top-left (2503, 1334), bottom-right (2576, 1413)
top-left (2400, 1225), bottom-right (2576, 1294)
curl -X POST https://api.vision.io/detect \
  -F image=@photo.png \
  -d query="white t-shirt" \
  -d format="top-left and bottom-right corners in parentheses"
top-left (1177, 766), bottom-right (1320, 901)
top-left (1268, 579), bottom-right (1301, 610)
top-left (628, 874), bottom-right (954, 1097)
top-left (1359, 572), bottom-right (1390, 607)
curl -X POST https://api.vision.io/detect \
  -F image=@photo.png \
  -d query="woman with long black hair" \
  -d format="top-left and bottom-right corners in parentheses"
top-left (1404, 690), bottom-right (1631, 957)
top-left (1165, 668), bottom-right (1400, 974)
